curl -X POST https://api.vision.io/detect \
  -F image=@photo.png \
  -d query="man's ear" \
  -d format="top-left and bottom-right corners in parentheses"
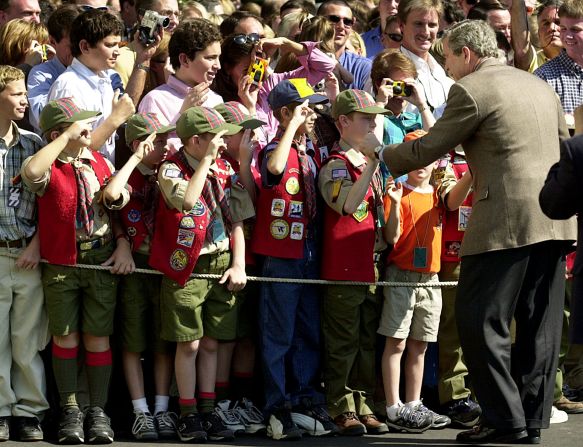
top-left (462, 46), bottom-right (472, 64)
top-left (338, 114), bottom-right (350, 129)
top-left (178, 53), bottom-right (191, 68)
top-left (79, 39), bottom-right (91, 55)
top-left (50, 130), bottom-right (61, 142)
top-left (131, 139), bottom-right (141, 152)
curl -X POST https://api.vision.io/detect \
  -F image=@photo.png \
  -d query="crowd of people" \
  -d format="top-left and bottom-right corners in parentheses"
top-left (1, 0), bottom-right (582, 445)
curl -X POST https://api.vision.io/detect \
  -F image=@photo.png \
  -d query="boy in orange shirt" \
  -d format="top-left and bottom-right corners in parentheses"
top-left (379, 131), bottom-right (472, 433)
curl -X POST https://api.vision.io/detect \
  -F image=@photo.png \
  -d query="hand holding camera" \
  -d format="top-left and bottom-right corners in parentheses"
top-left (138, 10), bottom-right (169, 46)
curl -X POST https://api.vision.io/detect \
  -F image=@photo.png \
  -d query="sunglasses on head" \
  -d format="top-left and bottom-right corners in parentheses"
top-left (80, 5), bottom-right (109, 11)
top-left (232, 33), bottom-right (262, 46)
top-left (326, 15), bottom-right (355, 28)
top-left (384, 32), bottom-right (402, 42)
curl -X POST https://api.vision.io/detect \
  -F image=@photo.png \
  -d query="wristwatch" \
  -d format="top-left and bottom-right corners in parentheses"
top-left (374, 144), bottom-right (385, 161)
top-left (135, 63), bottom-right (151, 73)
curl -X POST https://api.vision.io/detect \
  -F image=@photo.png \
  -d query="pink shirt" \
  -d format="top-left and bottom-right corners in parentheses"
top-left (138, 74), bottom-right (223, 151)
top-left (256, 41), bottom-right (336, 147)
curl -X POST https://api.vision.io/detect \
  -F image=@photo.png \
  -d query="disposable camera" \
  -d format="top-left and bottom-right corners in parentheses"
top-left (392, 81), bottom-right (412, 97)
top-left (138, 10), bottom-right (170, 45)
top-left (247, 56), bottom-right (269, 87)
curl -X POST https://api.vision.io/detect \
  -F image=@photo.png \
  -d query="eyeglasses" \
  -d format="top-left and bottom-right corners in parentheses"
top-left (384, 32), bottom-right (402, 42)
top-left (232, 33), bottom-right (262, 46)
top-left (325, 15), bottom-right (355, 28)
top-left (80, 5), bottom-right (109, 11)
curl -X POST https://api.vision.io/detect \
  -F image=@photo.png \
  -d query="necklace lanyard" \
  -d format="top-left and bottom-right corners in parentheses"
top-left (407, 191), bottom-right (433, 269)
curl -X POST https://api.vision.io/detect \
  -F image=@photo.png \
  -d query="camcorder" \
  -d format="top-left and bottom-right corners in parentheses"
top-left (138, 10), bottom-right (170, 45)
top-left (392, 81), bottom-right (412, 97)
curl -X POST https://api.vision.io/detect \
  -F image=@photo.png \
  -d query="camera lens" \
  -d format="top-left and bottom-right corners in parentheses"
top-left (161, 17), bottom-right (170, 27)
top-left (393, 85), bottom-right (402, 95)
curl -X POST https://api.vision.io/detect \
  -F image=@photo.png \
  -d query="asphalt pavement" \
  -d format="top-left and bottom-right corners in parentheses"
top-left (2, 414), bottom-right (582, 447)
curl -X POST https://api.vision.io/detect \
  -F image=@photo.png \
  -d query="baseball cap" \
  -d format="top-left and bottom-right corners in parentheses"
top-left (332, 89), bottom-right (392, 119)
top-left (214, 102), bottom-right (266, 130)
top-left (125, 113), bottom-right (176, 145)
top-left (267, 78), bottom-right (328, 110)
top-left (39, 97), bottom-right (101, 133)
top-left (176, 106), bottom-right (242, 139)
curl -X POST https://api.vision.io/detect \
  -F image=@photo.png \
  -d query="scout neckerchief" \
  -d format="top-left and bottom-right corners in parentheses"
top-left (72, 158), bottom-right (94, 236)
top-left (275, 126), bottom-right (317, 220)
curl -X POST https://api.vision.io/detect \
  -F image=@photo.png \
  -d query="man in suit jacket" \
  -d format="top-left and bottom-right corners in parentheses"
top-left (540, 135), bottom-right (583, 346)
top-left (359, 19), bottom-right (577, 444)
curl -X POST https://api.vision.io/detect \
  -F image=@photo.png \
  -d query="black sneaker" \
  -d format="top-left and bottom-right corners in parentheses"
top-left (58, 406), bottom-right (84, 444)
top-left (267, 408), bottom-right (302, 440)
top-left (84, 407), bottom-right (113, 444)
top-left (0, 417), bottom-right (9, 442)
top-left (441, 397), bottom-right (482, 428)
top-left (16, 416), bottom-right (43, 441)
top-left (386, 405), bottom-right (433, 433)
top-left (177, 413), bottom-right (207, 442)
top-left (291, 403), bottom-right (338, 436)
top-left (201, 411), bottom-right (235, 441)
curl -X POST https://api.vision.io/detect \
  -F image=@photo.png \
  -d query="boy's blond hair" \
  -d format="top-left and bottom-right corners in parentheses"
top-left (0, 65), bottom-right (24, 93)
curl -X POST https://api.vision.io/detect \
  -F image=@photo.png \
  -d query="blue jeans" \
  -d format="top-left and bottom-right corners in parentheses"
top-left (259, 237), bottom-right (323, 414)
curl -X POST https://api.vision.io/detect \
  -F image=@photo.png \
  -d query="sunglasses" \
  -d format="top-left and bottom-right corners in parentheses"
top-left (80, 5), bottom-right (109, 11)
top-left (384, 32), bottom-right (402, 42)
top-left (232, 33), bottom-right (262, 46)
top-left (326, 15), bottom-right (355, 28)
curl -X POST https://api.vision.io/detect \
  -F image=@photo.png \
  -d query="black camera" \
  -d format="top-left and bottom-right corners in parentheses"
top-left (392, 81), bottom-right (412, 97)
top-left (138, 10), bottom-right (170, 45)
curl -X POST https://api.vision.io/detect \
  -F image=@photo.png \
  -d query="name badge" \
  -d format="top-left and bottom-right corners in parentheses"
top-left (413, 247), bottom-right (428, 269)
top-left (8, 186), bottom-right (21, 208)
top-left (458, 206), bottom-right (472, 231)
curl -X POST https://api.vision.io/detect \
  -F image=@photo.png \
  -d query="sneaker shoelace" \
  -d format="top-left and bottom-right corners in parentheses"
top-left (400, 406), bottom-right (428, 427)
top-left (132, 412), bottom-right (155, 434)
top-left (235, 401), bottom-right (264, 424)
top-left (156, 411), bottom-right (177, 430)
top-left (216, 406), bottom-right (241, 425)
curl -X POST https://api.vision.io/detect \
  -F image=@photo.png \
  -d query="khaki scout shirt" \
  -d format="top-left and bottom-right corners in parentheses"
top-left (158, 149), bottom-right (255, 255)
top-left (318, 140), bottom-right (387, 253)
top-left (22, 147), bottom-right (129, 242)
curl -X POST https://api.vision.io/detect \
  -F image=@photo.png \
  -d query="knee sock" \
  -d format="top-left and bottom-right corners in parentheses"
top-left (215, 382), bottom-right (230, 402)
top-left (86, 349), bottom-right (112, 409)
top-left (179, 398), bottom-right (197, 417)
top-left (52, 344), bottom-right (79, 408)
top-left (198, 392), bottom-right (216, 414)
top-left (231, 372), bottom-right (254, 401)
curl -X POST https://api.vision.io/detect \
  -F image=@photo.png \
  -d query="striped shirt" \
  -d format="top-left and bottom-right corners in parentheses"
top-left (0, 123), bottom-right (43, 241)
top-left (534, 50), bottom-right (583, 114)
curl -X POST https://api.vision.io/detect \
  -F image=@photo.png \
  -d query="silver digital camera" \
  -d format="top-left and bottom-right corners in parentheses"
top-left (138, 10), bottom-right (170, 45)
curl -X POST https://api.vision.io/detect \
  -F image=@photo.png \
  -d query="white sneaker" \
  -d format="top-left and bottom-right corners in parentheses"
top-left (215, 400), bottom-right (245, 433)
top-left (550, 405), bottom-right (568, 424)
top-left (233, 398), bottom-right (266, 434)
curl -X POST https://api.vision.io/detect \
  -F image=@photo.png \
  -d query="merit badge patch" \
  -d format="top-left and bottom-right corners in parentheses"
top-left (127, 227), bottom-right (137, 237)
top-left (177, 229), bottom-right (195, 248)
top-left (331, 169), bottom-right (348, 179)
top-left (191, 200), bottom-right (206, 217)
top-left (353, 200), bottom-right (369, 222)
top-left (285, 177), bottom-right (300, 195)
top-left (288, 201), bottom-right (303, 218)
top-left (180, 216), bottom-right (196, 229)
top-left (290, 222), bottom-right (304, 240)
top-left (458, 206), bottom-right (472, 231)
top-left (270, 219), bottom-right (290, 240)
top-left (163, 168), bottom-right (181, 178)
top-left (170, 249), bottom-right (188, 271)
top-left (127, 209), bottom-right (141, 223)
top-left (7, 186), bottom-right (21, 208)
top-left (289, 168), bottom-right (300, 175)
top-left (270, 199), bottom-right (285, 217)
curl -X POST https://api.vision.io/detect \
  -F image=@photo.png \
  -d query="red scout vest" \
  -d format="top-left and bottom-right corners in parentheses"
top-left (120, 170), bottom-right (153, 251)
top-left (251, 139), bottom-right (314, 259)
top-left (149, 151), bottom-right (233, 286)
top-left (321, 150), bottom-right (378, 282)
top-left (441, 152), bottom-right (473, 263)
top-left (37, 152), bottom-right (112, 265)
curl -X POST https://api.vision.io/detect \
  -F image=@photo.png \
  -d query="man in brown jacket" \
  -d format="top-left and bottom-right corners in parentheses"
top-left (359, 19), bottom-right (577, 444)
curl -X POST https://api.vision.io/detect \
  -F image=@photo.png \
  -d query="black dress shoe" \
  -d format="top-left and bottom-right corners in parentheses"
top-left (456, 424), bottom-right (528, 444)
top-left (518, 428), bottom-right (541, 445)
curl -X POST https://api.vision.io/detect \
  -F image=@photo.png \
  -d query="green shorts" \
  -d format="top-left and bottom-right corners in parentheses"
top-left (118, 252), bottom-right (171, 353)
top-left (160, 251), bottom-right (239, 342)
top-left (43, 241), bottom-right (118, 337)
